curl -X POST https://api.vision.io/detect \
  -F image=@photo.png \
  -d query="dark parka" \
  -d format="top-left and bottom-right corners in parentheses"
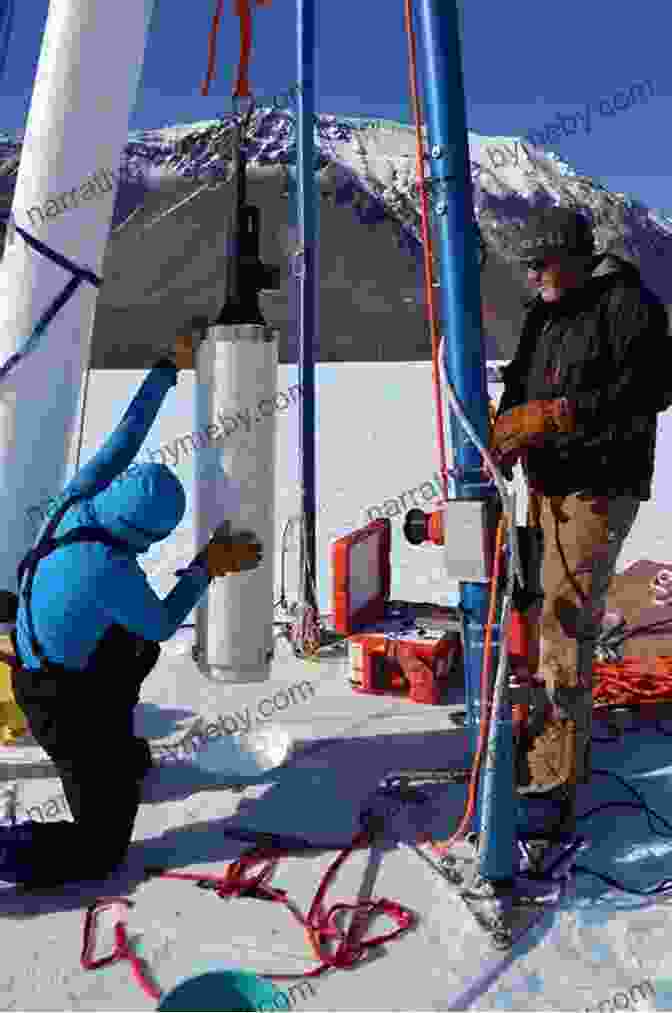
top-left (496, 253), bottom-right (671, 501)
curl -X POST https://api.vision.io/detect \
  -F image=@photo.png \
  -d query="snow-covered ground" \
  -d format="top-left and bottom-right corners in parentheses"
top-left (2, 364), bottom-right (672, 1011)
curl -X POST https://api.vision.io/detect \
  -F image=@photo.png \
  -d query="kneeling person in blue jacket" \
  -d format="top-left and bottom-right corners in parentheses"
top-left (3, 339), bottom-right (262, 890)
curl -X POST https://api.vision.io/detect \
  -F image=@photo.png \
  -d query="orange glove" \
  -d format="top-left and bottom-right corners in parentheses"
top-left (492, 398), bottom-right (575, 457)
top-left (485, 401), bottom-right (520, 480)
top-left (206, 526), bottom-right (263, 576)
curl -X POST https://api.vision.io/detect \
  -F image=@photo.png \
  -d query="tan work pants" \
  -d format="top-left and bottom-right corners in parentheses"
top-left (524, 490), bottom-right (640, 789)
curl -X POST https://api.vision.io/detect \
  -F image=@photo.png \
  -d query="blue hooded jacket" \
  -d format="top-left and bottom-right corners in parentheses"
top-left (15, 362), bottom-right (211, 670)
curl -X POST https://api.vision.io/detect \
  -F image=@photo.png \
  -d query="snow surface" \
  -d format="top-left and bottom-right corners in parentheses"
top-left (1, 364), bottom-right (672, 1011)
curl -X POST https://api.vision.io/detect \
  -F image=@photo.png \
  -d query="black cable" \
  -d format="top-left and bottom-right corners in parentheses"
top-left (582, 769), bottom-right (672, 837)
top-left (568, 767), bottom-right (672, 895)
top-left (519, 697), bottom-right (672, 895)
top-left (572, 865), bottom-right (672, 896)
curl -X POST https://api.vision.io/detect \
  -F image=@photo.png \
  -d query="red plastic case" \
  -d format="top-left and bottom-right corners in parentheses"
top-left (330, 518), bottom-right (462, 703)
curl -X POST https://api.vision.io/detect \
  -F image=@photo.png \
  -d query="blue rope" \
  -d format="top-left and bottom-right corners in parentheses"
top-left (0, 224), bottom-right (102, 385)
top-left (0, 0), bottom-right (15, 83)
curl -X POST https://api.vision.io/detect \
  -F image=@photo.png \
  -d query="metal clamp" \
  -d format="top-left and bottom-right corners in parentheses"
top-left (380, 769), bottom-right (472, 791)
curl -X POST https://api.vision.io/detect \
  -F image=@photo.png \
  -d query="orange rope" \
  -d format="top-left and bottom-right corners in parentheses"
top-left (402, 0), bottom-right (451, 504)
top-left (403, 0), bottom-right (512, 856)
top-left (421, 516), bottom-right (508, 854)
top-left (593, 656), bottom-right (672, 707)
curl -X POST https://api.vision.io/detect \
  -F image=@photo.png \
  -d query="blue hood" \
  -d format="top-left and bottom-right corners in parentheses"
top-left (89, 463), bottom-right (186, 552)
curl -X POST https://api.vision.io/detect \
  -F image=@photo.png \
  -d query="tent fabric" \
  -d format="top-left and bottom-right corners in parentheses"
top-left (606, 560), bottom-right (672, 658)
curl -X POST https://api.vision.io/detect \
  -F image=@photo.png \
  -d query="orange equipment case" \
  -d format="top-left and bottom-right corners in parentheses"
top-left (330, 518), bottom-right (462, 703)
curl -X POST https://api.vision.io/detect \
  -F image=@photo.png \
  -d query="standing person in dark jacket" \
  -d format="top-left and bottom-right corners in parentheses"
top-left (490, 207), bottom-right (670, 825)
top-left (0, 336), bottom-right (262, 890)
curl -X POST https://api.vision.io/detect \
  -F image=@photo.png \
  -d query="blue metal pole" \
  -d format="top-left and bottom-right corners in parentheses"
top-left (296, 0), bottom-right (318, 615)
top-left (415, 0), bottom-right (516, 882)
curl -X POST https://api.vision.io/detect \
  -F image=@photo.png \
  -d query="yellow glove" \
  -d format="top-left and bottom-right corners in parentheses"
top-left (206, 526), bottom-right (263, 576)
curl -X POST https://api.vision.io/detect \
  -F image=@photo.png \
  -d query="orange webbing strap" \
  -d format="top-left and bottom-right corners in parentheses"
top-left (201, 0), bottom-right (272, 98)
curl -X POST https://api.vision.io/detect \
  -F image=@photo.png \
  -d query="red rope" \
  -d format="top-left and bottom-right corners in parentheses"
top-left (231, 0), bottom-right (254, 98)
top-left (82, 832), bottom-right (414, 1000)
top-left (201, 0), bottom-right (272, 99)
top-left (81, 898), bottom-right (162, 1002)
top-left (148, 833), bottom-right (414, 980)
top-left (201, 0), bottom-right (226, 97)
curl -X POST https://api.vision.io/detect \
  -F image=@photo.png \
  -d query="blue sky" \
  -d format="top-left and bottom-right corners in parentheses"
top-left (2, 0), bottom-right (671, 215)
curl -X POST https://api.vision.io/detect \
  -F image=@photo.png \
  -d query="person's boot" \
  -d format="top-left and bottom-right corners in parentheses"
top-left (516, 669), bottom-right (578, 795)
top-left (517, 716), bottom-right (576, 794)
